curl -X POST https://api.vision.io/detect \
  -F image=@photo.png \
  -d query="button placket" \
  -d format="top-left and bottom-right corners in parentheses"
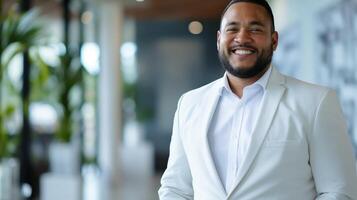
top-left (235, 102), bottom-right (246, 176)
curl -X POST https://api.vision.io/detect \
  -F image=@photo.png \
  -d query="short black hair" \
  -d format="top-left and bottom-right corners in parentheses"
top-left (221, 0), bottom-right (275, 32)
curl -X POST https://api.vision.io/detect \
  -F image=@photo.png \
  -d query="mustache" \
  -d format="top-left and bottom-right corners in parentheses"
top-left (230, 44), bottom-right (257, 52)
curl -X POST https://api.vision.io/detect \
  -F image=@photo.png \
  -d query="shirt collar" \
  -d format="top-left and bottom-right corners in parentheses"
top-left (221, 65), bottom-right (272, 95)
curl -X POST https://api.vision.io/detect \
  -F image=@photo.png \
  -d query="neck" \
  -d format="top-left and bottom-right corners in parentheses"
top-left (226, 66), bottom-right (269, 98)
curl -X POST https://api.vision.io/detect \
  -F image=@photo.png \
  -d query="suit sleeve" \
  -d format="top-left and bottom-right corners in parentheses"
top-left (158, 96), bottom-right (194, 200)
top-left (309, 90), bottom-right (357, 199)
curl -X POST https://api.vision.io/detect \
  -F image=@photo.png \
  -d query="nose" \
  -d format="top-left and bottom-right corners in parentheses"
top-left (234, 29), bottom-right (253, 44)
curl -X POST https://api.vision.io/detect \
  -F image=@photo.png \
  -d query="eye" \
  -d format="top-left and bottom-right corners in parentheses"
top-left (225, 26), bottom-right (238, 32)
top-left (249, 25), bottom-right (264, 33)
top-left (250, 28), bottom-right (263, 33)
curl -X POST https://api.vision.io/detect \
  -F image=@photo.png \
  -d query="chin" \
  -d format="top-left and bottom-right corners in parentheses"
top-left (231, 64), bottom-right (254, 71)
top-left (230, 59), bottom-right (256, 68)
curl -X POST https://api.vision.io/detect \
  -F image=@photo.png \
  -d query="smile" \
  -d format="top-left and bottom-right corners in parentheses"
top-left (233, 49), bottom-right (255, 55)
top-left (231, 46), bottom-right (256, 56)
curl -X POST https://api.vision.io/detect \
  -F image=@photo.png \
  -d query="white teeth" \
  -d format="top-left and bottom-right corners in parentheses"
top-left (234, 50), bottom-right (253, 55)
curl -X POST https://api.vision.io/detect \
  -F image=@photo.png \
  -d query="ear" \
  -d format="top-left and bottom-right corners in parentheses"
top-left (217, 30), bottom-right (221, 51)
top-left (272, 31), bottom-right (279, 51)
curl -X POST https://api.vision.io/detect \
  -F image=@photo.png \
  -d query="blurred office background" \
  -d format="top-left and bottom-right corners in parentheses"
top-left (0, 0), bottom-right (356, 199)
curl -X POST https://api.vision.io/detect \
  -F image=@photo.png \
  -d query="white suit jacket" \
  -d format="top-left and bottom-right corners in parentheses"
top-left (159, 67), bottom-right (357, 200)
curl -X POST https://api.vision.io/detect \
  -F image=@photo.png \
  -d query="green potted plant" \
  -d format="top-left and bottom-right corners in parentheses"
top-left (0, 3), bottom-right (45, 199)
top-left (35, 48), bottom-right (84, 200)
top-left (41, 49), bottom-right (85, 174)
top-left (0, 6), bottom-right (45, 156)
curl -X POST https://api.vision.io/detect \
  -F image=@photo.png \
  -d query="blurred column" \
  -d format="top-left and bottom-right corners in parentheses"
top-left (20, 0), bottom-right (34, 198)
top-left (98, 0), bottom-right (123, 186)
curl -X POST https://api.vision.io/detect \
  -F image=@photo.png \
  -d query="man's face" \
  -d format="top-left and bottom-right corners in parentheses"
top-left (217, 2), bottom-right (278, 78)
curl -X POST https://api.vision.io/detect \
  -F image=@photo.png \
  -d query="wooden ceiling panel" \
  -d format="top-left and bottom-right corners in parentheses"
top-left (124, 0), bottom-right (230, 20)
top-left (3, 0), bottom-right (231, 21)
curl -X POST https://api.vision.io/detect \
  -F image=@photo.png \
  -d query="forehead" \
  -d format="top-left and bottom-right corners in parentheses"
top-left (221, 2), bottom-right (271, 27)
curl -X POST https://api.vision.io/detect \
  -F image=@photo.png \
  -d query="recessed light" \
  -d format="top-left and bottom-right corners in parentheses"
top-left (81, 11), bottom-right (93, 24)
top-left (188, 21), bottom-right (203, 35)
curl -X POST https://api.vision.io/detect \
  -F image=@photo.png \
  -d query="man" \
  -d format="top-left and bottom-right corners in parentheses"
top-left (159, 0), bottom-right (357, 199)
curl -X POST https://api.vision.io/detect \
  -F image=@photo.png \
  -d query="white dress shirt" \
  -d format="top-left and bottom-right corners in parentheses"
top-left (208, 67), bottom-right (272, 193)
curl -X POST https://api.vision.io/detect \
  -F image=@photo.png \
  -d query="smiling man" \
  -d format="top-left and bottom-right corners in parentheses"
top-left (159, 0), bottom-right (357, 199)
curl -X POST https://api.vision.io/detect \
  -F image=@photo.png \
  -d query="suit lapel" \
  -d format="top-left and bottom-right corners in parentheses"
top-left (227, 68), bottom-right (286, 197)
top-left (196, 79), bottom-right (227, 195)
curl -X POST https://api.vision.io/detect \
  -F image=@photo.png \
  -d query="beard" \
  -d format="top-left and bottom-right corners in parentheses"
top-left (219, 45), bottom-right (273, 79)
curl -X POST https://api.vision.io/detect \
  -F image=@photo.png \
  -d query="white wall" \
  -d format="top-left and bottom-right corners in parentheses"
top-left (270, 0), bottom-right (357, 152)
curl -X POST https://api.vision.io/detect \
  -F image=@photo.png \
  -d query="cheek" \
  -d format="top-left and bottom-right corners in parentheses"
top-left (251, 34), bottom-right (270, 44)
top-left (220, 34), bottom-right (233, 44)
top-left (217, 41), bottom-right (227, 53)
top-left (219, 37), bottom-right (232, 51)
top-left (256, 39), bottom-right (273, 51)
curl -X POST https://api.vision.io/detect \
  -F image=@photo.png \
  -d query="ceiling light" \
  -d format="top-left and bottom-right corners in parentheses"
top-left (81, 11), bottom-right (93, 24)
top-left (188, 21), bottom-right (203, 35)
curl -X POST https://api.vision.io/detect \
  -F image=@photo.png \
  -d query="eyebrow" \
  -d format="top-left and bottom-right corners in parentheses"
top-left (250, 21), bottom-right (265, 27)
top-left (225, 21), bottom-right (266, 27)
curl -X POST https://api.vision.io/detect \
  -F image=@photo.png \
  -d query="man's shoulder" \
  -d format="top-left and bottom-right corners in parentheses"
top-left (180, 78), bottom-right (222, 103)
top-left (284, 74), bottom-right (330, 95)
top-left (281, 73), bottom-right (333, 105)
top-left (175, 78), bottom-right (222, 121)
